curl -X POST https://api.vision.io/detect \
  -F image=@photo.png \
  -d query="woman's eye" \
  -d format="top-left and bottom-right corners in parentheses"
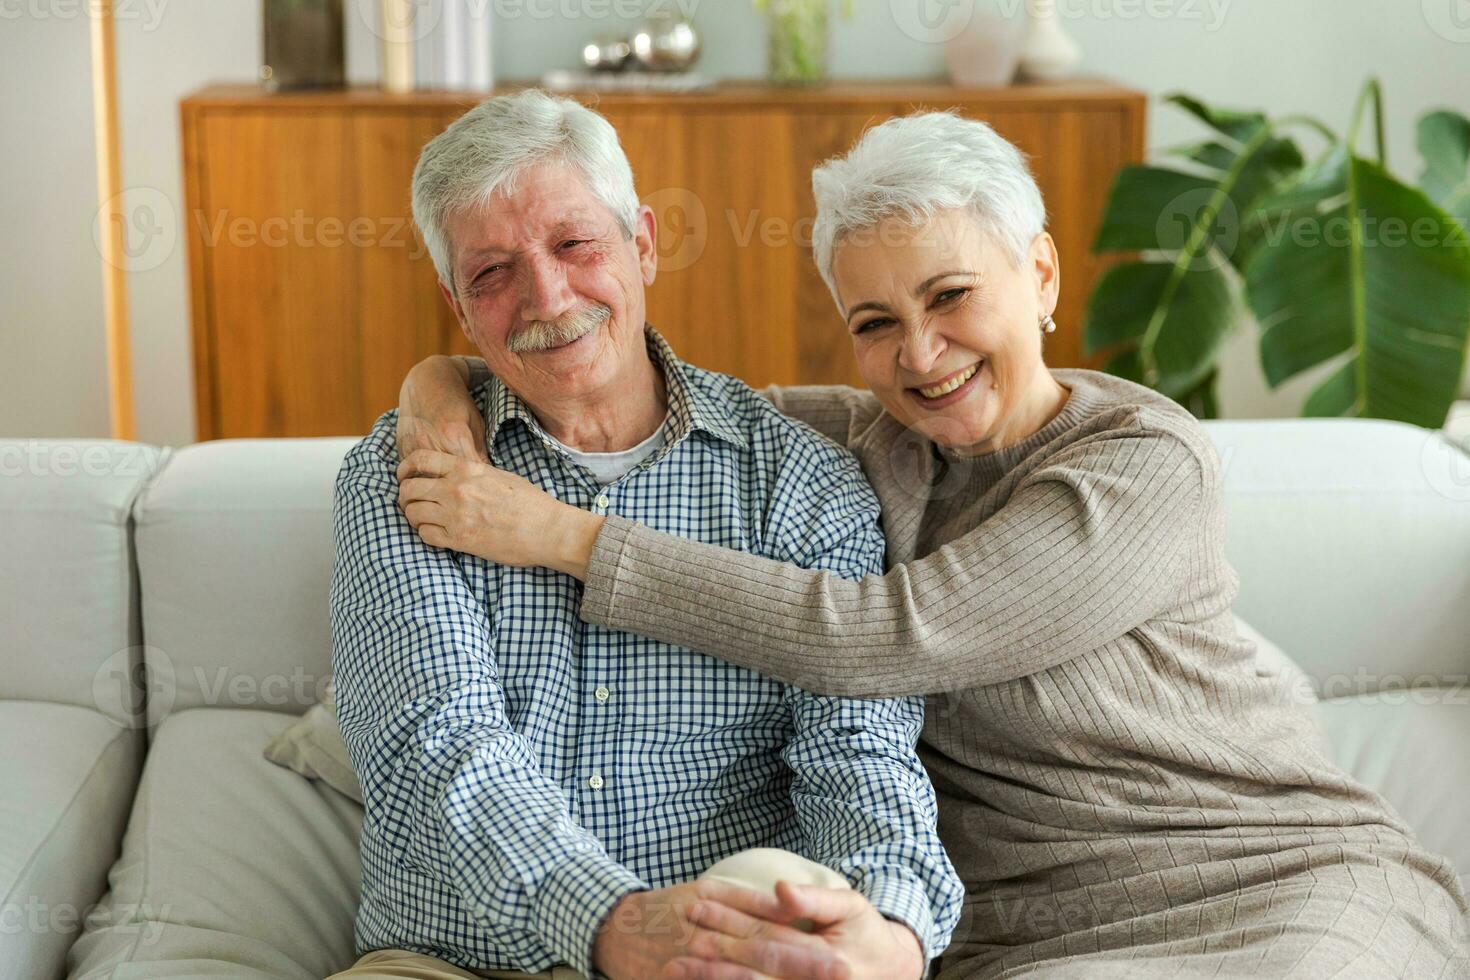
top-left (854, 318), bottom-right (893, 335)
top-left (935, 288), bottom-right (968, 305)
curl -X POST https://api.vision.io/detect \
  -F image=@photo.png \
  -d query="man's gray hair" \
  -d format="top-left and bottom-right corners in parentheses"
top-left (411, 89), bottom-right (641, 286)
top-left (811, 111), bottom-right (1047, 302)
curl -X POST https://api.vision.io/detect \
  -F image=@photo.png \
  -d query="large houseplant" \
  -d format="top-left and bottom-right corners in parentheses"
top-left (1085, 81), bottom-right (1470, 426)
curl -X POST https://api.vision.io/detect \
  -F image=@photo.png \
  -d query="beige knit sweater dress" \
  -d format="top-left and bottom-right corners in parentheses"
top-left (570, 369), bottom-right (1468, 978)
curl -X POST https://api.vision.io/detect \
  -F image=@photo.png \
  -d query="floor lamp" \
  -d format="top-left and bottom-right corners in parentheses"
top-left (90, 0), bottom-right (136, 440)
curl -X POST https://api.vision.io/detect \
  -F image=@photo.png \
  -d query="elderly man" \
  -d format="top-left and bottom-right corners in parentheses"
top-left (327, 90), bottom-right (961, 980)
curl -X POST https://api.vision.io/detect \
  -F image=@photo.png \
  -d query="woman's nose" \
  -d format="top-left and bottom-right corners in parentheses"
top-left (897, 327), bottom-right (945, 376)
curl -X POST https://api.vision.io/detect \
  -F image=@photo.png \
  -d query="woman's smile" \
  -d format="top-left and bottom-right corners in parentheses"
top-left (908, 359), bottom-right (985, 409)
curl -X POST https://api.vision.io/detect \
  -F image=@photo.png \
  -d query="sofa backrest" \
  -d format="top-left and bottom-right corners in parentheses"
top-left (132, 438), bottom-right (355, 727)
top-left (0, 439), bottom-right (163, 727)
top-left (124, 420), bottom-right (1470, 724)
top-left (1206, 419), bottom-right (1470, 692)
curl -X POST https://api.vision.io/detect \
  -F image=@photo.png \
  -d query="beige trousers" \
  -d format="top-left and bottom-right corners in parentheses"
top-left (328, 847), bottom-right (849, 980)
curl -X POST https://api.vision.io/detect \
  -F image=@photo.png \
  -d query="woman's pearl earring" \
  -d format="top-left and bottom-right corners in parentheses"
top-left (1040, 313), bottom-right (1057, 334)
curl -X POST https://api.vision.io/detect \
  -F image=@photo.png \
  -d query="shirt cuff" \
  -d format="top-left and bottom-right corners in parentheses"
top-left (532, 848), bottom-right (649, 977)
top-left (860, 873), bottom-right (942, 966)
top-left (579, 514), bottom-right (637, 628)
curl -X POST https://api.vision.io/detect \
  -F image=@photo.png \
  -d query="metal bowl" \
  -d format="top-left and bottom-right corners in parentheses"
top-left (582, 35), bottom-right (632, 72)
top-left (630, 14), bottom-right (700, 72)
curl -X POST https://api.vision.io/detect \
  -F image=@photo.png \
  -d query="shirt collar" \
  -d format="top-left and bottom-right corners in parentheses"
top-left (482, 324), bottom-right (749, 462)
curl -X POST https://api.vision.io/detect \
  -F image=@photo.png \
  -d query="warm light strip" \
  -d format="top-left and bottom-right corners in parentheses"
top-left (89, 0), bottom-right (136, 440)
top-left (380, 0), bottom-right (414, 93)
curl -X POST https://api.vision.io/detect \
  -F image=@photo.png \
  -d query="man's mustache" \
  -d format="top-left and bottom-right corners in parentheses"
top-left (506, 305), bottom-right (613, 354)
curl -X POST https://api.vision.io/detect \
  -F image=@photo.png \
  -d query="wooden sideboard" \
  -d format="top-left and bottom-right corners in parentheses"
top-left (180, 81), bottom-right (1145, 439)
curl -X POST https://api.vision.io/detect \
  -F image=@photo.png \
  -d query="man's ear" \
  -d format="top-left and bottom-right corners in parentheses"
top-left (634, 205), bottom-right (657, 286)
top-left (438, 279), bottom-right (472, 341)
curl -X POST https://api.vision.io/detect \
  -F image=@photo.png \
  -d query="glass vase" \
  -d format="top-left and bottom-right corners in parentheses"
top-left (766, 0), bottom-right (829, 86)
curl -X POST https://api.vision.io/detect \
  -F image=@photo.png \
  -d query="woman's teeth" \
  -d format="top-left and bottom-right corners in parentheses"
top-left (919, 362), bottom-right (980, 399)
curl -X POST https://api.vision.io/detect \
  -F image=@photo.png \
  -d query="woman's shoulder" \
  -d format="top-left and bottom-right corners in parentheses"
top-left (1049, 369), bottom-right (1222, 488)
top-left (758, 384), bottom-right (885, 449)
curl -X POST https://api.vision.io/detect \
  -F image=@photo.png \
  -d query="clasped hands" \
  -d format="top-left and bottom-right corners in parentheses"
top-left (592, 878), bottom-right (925, 980)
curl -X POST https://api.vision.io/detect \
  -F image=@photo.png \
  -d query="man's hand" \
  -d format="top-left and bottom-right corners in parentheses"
top-left (595, 882), bottom-right (848, 980)
top-left (397, 355), bottom-right (488, 463)
top-left (664, 883), bottom-right (923, 980)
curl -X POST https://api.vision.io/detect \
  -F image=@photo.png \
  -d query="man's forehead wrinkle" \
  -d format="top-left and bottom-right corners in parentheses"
top-left (457, 204), bottom-right (612, 259)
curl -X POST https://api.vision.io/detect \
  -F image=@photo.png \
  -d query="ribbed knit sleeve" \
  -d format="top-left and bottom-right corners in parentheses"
top-left (580, 424), bottom-right (1205, 697)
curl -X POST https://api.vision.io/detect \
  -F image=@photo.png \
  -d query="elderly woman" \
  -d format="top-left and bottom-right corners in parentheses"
top-left (394, 113), bottom-right (1467, 977)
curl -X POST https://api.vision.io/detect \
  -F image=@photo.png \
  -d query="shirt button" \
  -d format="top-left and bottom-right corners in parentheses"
top-left (587, 774), bottom-right (604, 790)
top-left (594, 493), bottom-right (609, 510)
top-left (595, 686), bottom-right (611, 703)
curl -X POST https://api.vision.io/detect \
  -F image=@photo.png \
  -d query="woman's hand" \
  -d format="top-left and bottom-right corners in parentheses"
top-left (596, 882), bottom-right (847, 980)
top-left (663, 883), bottom-right (923, 980)
top-left (397, 449), bottom-right (604, 579)
top-left (397, 355), bottom-right (488, 463)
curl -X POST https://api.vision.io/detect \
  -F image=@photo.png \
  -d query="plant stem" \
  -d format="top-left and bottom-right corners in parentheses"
top-left (1347, 78), bottom-right (1386, 167)
top-left (1138, 123), bottom-right (1276, 386)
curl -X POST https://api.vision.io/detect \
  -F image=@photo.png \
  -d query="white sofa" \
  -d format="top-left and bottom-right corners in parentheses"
top-left (1, 418), bottom-right (1467, 979)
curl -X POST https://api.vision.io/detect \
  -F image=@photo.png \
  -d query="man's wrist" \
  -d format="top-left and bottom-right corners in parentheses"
top-left (884, 918), bottom-right (926, 980)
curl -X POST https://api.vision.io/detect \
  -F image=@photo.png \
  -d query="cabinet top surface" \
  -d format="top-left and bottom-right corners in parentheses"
top-left (183, 78), bottom-right (1144, 111)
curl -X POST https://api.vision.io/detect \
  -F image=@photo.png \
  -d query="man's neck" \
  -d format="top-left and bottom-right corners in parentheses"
top-left (526, 352), bottom-right (668, 453)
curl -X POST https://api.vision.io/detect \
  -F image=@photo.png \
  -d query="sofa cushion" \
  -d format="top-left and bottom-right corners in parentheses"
top-left (67, 708), bottom-right (363, 980)
top-left (0, 440), bottom-right (162, 726)
top-left (263, 678), bottom-right (362, 803)
top-left (0, 701), bottom-right (141, 980)
top-left (1206, 420), bottom-right (1470, 688)
top-left (1318, 692), bottom-right (1470, 897)
top-left (132, 439), bottom-right (356, 727)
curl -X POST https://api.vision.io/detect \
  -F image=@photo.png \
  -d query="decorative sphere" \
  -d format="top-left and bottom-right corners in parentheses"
top-left (582, 35), bottom-right (632, 72)
top-left (630, 14), bottom-right (700, 72)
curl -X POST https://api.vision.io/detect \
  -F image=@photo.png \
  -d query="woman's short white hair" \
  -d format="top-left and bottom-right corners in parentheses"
top-left (811, 111), bottom-right (1047, 301)
top-left (411, 89), bottom-right (641, 285)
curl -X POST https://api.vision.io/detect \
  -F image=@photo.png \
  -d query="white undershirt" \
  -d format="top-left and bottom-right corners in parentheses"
top-left (547, 416), bottom-right (670, 486)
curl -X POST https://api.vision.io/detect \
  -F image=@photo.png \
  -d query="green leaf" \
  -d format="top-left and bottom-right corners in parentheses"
top-left (1419, 109), bottom-right (1470, 233)
top-left (1247, 145), bottom-right (1470, 427)
top-left (1092, 167), bottom-right (1216, 253)
top-left (1083, 258), bottom-right (1236, 401)
top-left (1165, 93), bottom-right (1269, 143)
top-left (1084, 261), bottom-right (1170, 353)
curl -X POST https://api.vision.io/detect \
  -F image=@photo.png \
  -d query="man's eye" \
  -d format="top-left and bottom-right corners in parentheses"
top-left (559, 239), bottom-right (586, 250)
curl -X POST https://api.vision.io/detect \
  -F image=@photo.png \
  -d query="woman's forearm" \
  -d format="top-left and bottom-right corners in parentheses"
top-left (579, 432), bottom-right (1205, 698)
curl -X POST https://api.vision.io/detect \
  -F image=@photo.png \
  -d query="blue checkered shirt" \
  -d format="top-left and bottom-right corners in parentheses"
top-left (331, 329), bottom-right (962, 976)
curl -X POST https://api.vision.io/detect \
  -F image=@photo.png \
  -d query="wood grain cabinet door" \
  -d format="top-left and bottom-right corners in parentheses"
top-left (182, 85), bottom-right (1143, 439)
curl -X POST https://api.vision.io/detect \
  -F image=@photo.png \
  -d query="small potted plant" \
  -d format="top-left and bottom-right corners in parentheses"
top-left (754, 0), bottom-right (852, 86)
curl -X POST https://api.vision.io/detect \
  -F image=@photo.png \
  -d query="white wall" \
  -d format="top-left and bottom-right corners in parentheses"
top-left (4, 0), bottom-right (1469, 444)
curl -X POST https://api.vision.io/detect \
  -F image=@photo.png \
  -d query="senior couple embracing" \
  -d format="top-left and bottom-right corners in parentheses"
top-left (324, 89), bottom-right (1466, 980)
